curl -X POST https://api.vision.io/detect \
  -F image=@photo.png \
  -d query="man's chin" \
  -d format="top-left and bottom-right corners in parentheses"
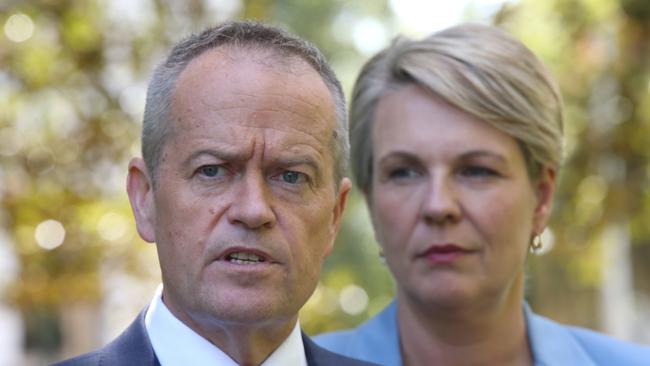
top-left (196, 295), bottom-right (297, 327)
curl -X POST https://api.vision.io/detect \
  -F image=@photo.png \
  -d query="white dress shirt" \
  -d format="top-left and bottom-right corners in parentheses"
top-left (144, 284), bottom-right (307, 366)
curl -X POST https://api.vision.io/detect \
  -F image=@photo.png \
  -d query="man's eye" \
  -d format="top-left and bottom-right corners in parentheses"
top-left (198, 165), bottom-right (223, 177)
top-left (280, 171), bottom-right (305, 184)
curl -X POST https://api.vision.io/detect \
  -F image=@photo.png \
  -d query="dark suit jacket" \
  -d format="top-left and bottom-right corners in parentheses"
top-left (51, 310), bottom-right (377, 366)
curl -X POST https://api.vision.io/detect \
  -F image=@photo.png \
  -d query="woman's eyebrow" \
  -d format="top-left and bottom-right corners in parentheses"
top-left (458, 150), bottom-right (508, 163)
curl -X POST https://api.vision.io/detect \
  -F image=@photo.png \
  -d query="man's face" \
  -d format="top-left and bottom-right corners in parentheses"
top-left (128, 48), bottom-right (349, 330)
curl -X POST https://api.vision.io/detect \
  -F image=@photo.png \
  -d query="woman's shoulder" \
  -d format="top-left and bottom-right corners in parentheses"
top-left (314, 300), bottom-right (402, 365)
top-left (527, 307), bottom-right (650, 366)
top-left (313, 328), bottom-right (358, 353)
top-left (565, 324), bottom-right (650, 365)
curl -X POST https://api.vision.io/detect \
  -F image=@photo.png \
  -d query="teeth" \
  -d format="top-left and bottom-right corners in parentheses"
top-left (227, 252), bottom-right (263, 264)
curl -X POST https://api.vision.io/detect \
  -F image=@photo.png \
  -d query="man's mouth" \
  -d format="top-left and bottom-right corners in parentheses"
top-left (216, 246), bottom-right (276, 266)
top-left (226, 252), bottom-right (266, 264)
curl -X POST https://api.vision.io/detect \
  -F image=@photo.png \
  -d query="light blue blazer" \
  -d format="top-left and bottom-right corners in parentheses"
top-left (315, 301), bottom-right (650, 366)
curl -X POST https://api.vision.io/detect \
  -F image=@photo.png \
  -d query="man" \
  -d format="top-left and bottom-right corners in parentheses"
top-left (53, 21), bottom-right (372, 366)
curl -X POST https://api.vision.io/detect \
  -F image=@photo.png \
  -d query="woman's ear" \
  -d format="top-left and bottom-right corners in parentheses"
top-left (532, 167), bottom-right (556, 235)
top-left (126, 158), bottom-right (156, 243)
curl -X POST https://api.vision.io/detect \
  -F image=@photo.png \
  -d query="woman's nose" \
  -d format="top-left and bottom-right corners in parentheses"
top-left (421, 175), bottom-right (461, 225)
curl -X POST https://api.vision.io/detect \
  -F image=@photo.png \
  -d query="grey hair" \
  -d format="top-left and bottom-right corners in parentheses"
top-left (349, 23), bottom-right (564, 192)
top-left (142, 20), bottom-right (348, 187)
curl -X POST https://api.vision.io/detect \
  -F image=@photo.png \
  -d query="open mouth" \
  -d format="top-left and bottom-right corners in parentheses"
top-left (225, 251), bottom-right (267, 265)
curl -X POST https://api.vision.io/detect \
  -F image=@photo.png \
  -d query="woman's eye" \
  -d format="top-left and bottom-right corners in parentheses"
top-left (198, 165), bottom-right (223, 177)
top-left (388, 167), bottom-right (419, 179)
top-left (280, 170), bottom-right (306, 184)
top-left (459, 166), bottom-right (498, 178)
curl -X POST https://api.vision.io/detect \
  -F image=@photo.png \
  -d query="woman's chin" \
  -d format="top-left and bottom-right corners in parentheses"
top-left (400, 281), bottom-right (481, 310)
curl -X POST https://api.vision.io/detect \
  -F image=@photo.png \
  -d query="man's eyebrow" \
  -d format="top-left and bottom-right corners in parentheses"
top-left (182, 149), bottom-right (244, 166)
top-left (182, 149), bottom-right (324, 170)
top-left (276, 155), bottom-right (320, 167)
top-left (276, 154), bottom-right (323, 176)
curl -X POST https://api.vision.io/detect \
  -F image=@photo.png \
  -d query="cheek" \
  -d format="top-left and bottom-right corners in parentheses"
top-left (154, 189), bottom-right (211, 265)
top-left (475, 192), bottom-right (535, 253)
top-left (370, 191), bottom-right (411, 247)
top-left (285, 204), bottom-right (332, 261)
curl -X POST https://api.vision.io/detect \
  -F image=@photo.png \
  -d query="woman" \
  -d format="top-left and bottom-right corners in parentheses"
top-left (315, 23), bottom-right (650, 366)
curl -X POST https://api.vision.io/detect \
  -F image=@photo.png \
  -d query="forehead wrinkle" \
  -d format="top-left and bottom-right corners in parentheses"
top-left (227, 90), bottom-right (324, 109)
top-left (199, 93), bottom-right (328, 123)
top-left (249, 107), bottom-right (330, 134)
top-left (276, 92), bottom-right (324, 110)
top-left (259, 124), bottom-right (328, 156)
top-left (177, 122), bottom-right (328, 161)
top-left (187, 109), bottom-right (330, 151)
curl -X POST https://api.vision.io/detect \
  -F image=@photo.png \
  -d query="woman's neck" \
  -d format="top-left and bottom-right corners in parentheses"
top-left (396, 275), bottom-right (533, 366)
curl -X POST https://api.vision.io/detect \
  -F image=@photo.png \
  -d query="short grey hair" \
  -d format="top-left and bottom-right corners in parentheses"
top-left (142, 20), bottom-right (348, 187)
top-left (350, 23), bottom-right (564, 192)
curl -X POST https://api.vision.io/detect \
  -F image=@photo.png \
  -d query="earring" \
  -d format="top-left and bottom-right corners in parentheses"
top-left (530, 235), bottom-right (543, 253)
top-left (379, 247), bottom-right (386, 264)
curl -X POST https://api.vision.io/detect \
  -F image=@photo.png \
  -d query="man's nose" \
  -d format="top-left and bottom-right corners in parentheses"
top-left (420, 175), bottom-right (462, 225)
top-left (227, 172), bottom-right (276, 229)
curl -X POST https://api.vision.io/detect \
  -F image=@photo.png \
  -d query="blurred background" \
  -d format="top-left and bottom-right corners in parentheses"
top-left (2, 0), bottom-right (650, 364)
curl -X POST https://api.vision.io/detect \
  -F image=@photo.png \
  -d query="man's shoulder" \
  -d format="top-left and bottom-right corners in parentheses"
top-left (50, 352), bottom-right (102, 366)
top-left (50, 310), bottom-right (158, 366)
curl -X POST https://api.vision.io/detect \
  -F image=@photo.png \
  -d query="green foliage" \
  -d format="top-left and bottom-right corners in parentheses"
top-left (499, 0), bottom-right (650, 325)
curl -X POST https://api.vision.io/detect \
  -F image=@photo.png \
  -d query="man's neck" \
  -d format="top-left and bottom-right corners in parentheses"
top-left (163, 297), bottom-right (297, 366)
top-left (397, 275), bottom-right (533, 366)
top-left (191, 318), bottom-right (296, 366)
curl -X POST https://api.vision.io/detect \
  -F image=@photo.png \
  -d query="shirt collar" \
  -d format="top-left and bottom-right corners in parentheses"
top-left (144, 284), bottom-right (307, 366)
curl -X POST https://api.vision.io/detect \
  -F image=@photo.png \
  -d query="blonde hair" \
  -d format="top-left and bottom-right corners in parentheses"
top-left (350, 23), bottom-right (563, 192)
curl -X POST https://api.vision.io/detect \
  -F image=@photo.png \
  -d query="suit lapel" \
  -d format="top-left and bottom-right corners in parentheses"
top-left (99, 309), bottom-right (160, 366)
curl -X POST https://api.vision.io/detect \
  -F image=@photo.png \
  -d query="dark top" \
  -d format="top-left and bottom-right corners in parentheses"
top-left (51, 309), bottom-right (378, 366)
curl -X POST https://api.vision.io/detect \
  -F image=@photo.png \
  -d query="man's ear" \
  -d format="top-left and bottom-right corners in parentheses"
top-left (324, 177), bottom-right (352, 256)
top-left (532, 167), bottom-right (556, 235)
top-left (126, 158), bottom-right (156, 243)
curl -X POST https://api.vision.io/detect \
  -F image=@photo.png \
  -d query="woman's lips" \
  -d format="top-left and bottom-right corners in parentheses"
top-left (420, 244), bottom-right (474, 264)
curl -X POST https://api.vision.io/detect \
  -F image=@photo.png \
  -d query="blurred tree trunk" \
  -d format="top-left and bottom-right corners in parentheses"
top-left (600, 222), bottom-right (636, 340)
top-left (58, 302), bottom-right (101, 360)
top-left (0, 303), bottom-right (23, 365)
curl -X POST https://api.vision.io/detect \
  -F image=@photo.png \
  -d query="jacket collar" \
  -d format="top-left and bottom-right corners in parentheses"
top-left (524, 303), bottom-right (596, 366)
top-left (353, 301), bottom-right (597, 366)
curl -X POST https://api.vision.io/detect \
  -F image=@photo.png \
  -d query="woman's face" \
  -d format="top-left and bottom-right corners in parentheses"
top-left (368, 85), bottom-right (555, 308)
